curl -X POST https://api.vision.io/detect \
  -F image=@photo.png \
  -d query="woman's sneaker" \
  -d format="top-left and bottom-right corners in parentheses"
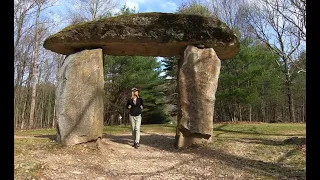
top-left (133, 142), bottom-right (139, 149)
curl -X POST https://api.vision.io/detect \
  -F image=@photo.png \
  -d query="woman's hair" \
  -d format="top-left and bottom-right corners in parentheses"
top-left (131, 91), bottom-right (139, 99)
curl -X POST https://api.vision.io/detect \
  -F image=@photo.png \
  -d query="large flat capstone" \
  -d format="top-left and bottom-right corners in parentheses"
top-left (55, 48), bottom-right (104, 145)
top-left (43, 12), bottom-right (239, 60)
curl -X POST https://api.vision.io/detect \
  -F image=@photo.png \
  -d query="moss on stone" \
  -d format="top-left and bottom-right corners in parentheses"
top-left (43, 12), bottom-right (239, 59)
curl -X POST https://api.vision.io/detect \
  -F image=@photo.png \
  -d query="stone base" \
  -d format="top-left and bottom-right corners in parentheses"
top-left (175, 131), bottom-right (212, 149)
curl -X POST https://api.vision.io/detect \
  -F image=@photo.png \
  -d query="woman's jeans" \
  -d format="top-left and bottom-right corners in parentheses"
top-left (129, 114), bottom-right (141, 143)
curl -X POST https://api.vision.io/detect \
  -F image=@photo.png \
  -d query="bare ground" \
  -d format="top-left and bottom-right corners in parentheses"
top-left (14, 131), bottom-right (306, 180)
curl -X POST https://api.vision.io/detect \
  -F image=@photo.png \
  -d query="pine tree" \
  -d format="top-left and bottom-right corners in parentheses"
top-left (216, 37), bottom-right (281, 122)
top-left (161, 57), bottom-right (178, 117)
top-left (104, 55), bottom-right (169, 124)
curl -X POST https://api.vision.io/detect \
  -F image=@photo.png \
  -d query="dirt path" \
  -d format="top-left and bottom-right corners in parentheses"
top-left (14, 132), bottom-right (305, 180)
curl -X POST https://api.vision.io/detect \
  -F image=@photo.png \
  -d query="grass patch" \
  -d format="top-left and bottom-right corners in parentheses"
top-left (208, 123), bottom-right (306, 179)
top-left (141, 124), bottom-right (176, 133)
top-left (103, 125), bottom-right (132, 134)
top-left (14, 138), bottom-right (52, 151)
top-left (103, 123), bottom-right (176, 134)
top-left (14, 138), bottom-right (62, 157)
top-left (15, 123), bottom-right (305, 137)
top-left (15, 128), bottom-right (57, 136)
top-left (213, 123), bottom-right (305, 138)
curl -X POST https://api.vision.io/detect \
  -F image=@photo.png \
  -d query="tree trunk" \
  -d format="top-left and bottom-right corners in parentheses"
top-left (287, 81), bottom-right (296, 122)
top-left (21, 93), bottom-right (28, 129)
top-left (239, 104), bottom-right (242, 121)
top-left (282, 54), bottom-right (296, 123)
top-left (29, 3), bottom-right (41, 129)
top-left (52, 104), bottom-right (56, 128)
top-left (14, 54), bottom-right (28, 129)
top-left (14, 95), bottom-right (19, 129)
top-left (47, 90), bottom-right (53, 128)
top-left (274, 103), bottom-right (279, 121)
top-left (261, 100), bottom-right (266, 122)
top-left (282, 104), bottom-right (285, 122)
top-left (40, 89), bottom-right (45, 128)
top-left (37, 65), bottom-right (42, 84)
top-left (302, 98), bottom-right (305, 122)
top-left (249, 104), bottom-right (252, 122)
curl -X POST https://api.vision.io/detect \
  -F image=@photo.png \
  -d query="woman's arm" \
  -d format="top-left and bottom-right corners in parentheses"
top-left (126, 99), bottom-right (131, 109)
top-left (140, 98), bottom-right (143, 109)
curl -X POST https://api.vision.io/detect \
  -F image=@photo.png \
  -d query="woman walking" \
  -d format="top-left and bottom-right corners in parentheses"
top-left (126, 87), bottom-right (143, 149)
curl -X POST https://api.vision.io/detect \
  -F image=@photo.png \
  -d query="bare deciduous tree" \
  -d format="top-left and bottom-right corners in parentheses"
top-left (177, 0), bottom-right (212, 17)
top-left (66, 0), bottom-right (117, 23)
top-left (29, 0), bottom-right (57, 129)
top-left (243, 0), bottom-right (306, 122)
top-left (261, 0), bottom-right (306, 73)
top-left (210, 0), bottom-right (248, 31)
top-left (28, 0), bottom-right (43, 129)
top-left (14, 0), bottom-right (35, 53)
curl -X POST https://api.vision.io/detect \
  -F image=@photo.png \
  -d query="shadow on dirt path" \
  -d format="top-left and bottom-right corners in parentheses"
top-left (102, 132), bottom-right (305, 179)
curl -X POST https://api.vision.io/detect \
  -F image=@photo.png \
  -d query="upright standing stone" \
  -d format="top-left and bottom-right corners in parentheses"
top-left (176, 45), bottom-right (221, 148)
top-left (55, 49), bottom-right (104, 145)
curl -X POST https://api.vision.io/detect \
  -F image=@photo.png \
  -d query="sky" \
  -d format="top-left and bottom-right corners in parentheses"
top-left (115, 0), bottom-right (181, 13)
top-left (50, 0), bottom-right (184, 20)
top-left (47, 0), bottom-right (185, 46)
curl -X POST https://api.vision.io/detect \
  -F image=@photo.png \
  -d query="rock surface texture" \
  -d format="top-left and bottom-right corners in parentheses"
top-left (176, 45), bottom-right (221, 148)
top-left (55, 49), bottom-right (104, 145)
top-left (43, 12), bottom-right (239, 60)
